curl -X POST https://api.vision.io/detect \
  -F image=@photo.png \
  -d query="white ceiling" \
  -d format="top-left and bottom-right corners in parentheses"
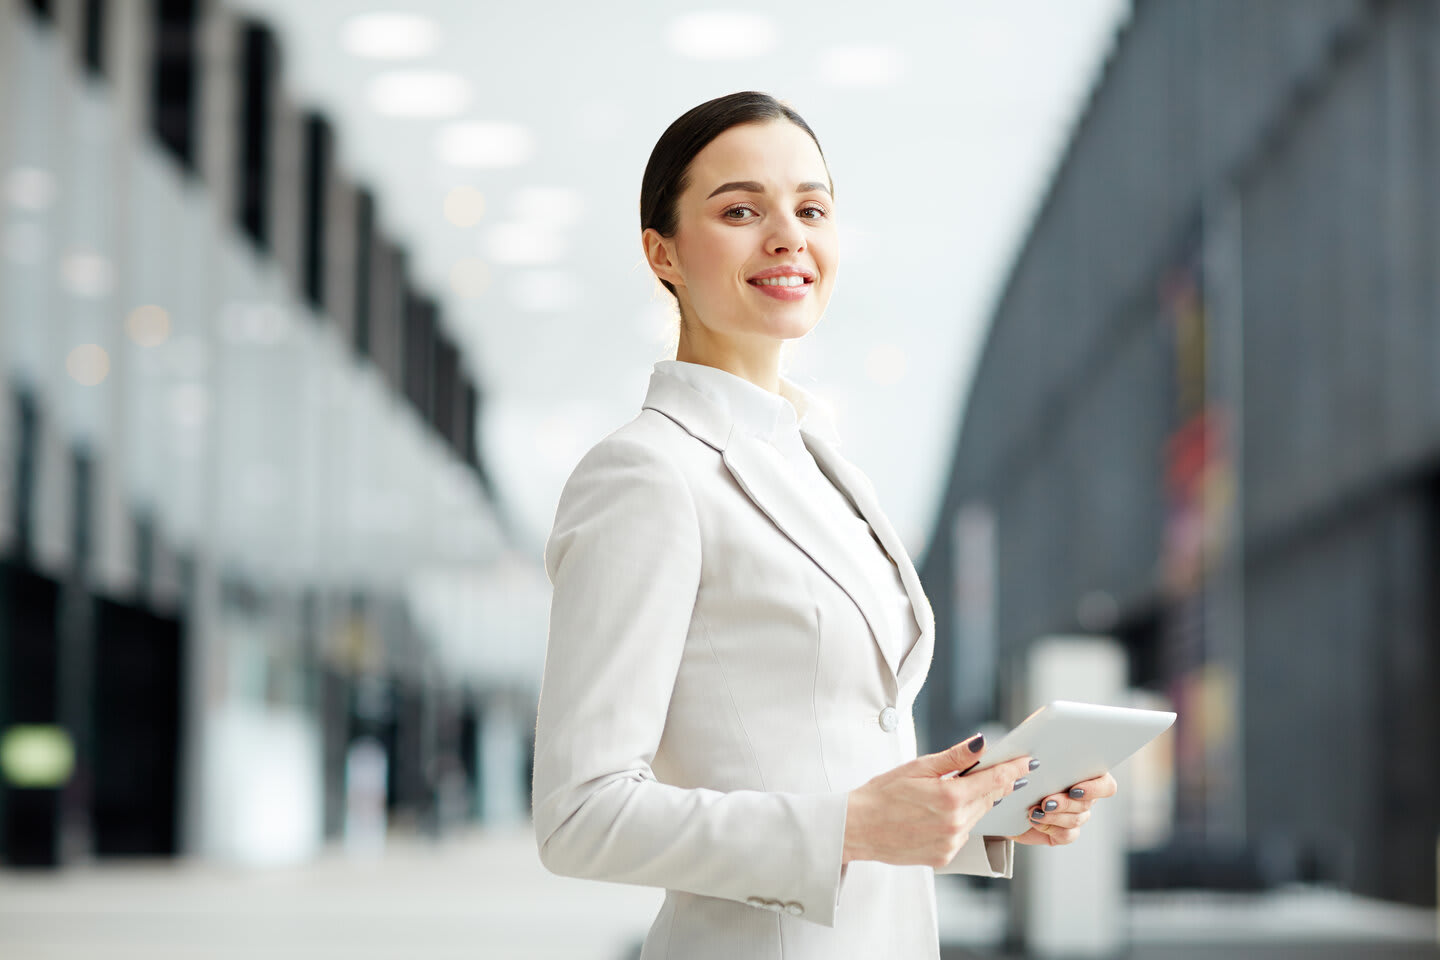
top-left (227, 0), bottom-right (1130, 564)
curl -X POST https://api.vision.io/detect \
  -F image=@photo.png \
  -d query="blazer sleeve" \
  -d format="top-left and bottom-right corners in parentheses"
top-left (935, 836), bottom-right (1014, 879)
top-left (532, 435), bottom-right (852, 927)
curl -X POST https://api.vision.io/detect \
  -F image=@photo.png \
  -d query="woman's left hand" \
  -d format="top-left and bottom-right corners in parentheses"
top-left (1008, 772), bottom-right (1118, 846)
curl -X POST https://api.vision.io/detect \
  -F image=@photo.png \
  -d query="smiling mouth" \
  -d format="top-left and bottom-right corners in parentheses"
top-left (748, 276), bottom-right (814, 287)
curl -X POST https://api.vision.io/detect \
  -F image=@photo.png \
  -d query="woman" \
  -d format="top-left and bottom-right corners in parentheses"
top-left (532, 91), bottom-right (1117, 959)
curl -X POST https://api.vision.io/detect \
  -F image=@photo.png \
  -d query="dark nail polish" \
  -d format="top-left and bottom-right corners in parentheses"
top-left (1069, 787), bottom-right (1085, 799)
top-left (1012, 778), bottom-right (1029, 791)
top-left (1044, 800), bottom-right (1059, 812)
top-left (1028, 758), bottom-right (1040, 771)
top-left (992, 798), bottom-right (1003, 806)
top-left (968, 734), bottom-right (985, 754)
top-left (1030, 809), bottom-right (1044, 820)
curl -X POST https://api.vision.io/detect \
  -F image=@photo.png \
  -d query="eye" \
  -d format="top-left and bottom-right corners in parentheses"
top-left (797, 204), bottom-right (828, 220)
top-left (723, 205), bottom-right (758, 221)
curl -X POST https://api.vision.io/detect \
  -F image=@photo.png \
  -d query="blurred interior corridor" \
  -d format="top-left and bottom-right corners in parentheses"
top-left (1, 824), bottom-right (1435, 960)
top-left (3, 0), bottom-right (1440, 956)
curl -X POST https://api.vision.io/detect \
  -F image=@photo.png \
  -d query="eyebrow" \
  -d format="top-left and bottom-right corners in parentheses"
top-left (706, 180), bottom-right (832, 199)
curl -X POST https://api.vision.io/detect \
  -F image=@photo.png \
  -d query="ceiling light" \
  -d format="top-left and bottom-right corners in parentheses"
top-left (512, 187), bottom-right (584, 228)
top-left (484, 222), bottom-right (566, 266)
top-left (437, 122), bottom-right (535, 168)
top-left (340, 13), bottom-right (440, 60)
top-left (443, 186), bottom-right (486, 226)
top-left (818, 46), bottom-right (906, 88)
top-left (666, 11), bottom-right (777, 60)
top-left (368, 71), bottom-right (470, 118)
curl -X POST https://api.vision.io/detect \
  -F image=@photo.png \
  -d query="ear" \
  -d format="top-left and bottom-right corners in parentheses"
top-left (642, 228), bottom-right (684, 289)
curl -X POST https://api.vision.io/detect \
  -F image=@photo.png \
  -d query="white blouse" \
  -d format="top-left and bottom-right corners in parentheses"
top-left (653, 359), bottom-right (920, 668)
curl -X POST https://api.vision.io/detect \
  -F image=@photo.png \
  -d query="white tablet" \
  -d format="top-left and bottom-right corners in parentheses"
top-left (955, 699), bottom-right (1176, 839)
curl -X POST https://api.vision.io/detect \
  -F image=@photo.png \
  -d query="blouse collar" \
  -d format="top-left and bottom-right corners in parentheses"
top-left (651, 359), bottom-right (840, 451)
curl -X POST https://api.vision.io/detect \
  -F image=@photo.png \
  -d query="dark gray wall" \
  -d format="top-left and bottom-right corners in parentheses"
top-left (922, 0), bottom-right (1440, 904)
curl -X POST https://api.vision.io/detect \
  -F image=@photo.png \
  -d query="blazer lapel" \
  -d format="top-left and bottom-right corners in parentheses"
top-left (721, 428), bottom-right (902, 679)
top-left (643, 367), bottom-right (934, 687)
top-left (801, 431), bottom-right (936, 690)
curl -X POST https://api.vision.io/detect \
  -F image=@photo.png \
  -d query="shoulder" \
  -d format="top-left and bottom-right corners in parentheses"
top-left (564, 408), bottom-right (700, 488)
top-left (550, 409), bottom-right (704, 532)
top-left (545, 411), bottom-right (702, 578)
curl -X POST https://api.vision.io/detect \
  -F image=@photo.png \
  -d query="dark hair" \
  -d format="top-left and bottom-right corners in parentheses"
top-left (640, 91), bottom-right (831, 300)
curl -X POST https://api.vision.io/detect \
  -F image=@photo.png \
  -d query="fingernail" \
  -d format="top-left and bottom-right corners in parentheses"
top-left (968, 734), bottom-right (985, 754)
top-left (1013, 778), bottom-right (1029, 791)
top-left (992, 798), bottom-right (1003, 806)
top-left (1044, 800), bottom-right (1059, 812)
top-left (1028, 758), bottom-right (1040, 771)
top-left (1030, 809), bottom-right (1044, 820)
top-left (1069, 787), bottom-right (1085, 799)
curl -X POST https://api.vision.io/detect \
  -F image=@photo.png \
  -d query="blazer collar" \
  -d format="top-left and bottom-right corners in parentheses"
top-left (641, 366), bottom-right (935, 690)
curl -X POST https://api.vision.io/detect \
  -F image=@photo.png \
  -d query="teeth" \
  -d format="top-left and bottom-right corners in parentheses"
top-left (753, 275), bottom-right (807, 287)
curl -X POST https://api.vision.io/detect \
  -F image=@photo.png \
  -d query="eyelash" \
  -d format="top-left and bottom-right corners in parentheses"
top-left (723, 204), bottom-right (828, 222)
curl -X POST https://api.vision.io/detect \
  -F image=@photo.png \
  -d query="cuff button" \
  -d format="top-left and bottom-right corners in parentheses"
top-left (784, 902), bottom-right (804, 916)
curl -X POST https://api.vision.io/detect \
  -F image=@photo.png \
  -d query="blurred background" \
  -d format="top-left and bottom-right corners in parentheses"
top-left (0, 0), bottom-right (1437, 957)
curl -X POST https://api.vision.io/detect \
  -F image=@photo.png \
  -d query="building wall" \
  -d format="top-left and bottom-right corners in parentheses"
top-left (923, 0), bottom-right (1440, 905)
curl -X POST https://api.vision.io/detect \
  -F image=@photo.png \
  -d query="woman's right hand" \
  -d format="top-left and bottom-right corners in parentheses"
top-left (842, 734), bottom-right (1034, 869)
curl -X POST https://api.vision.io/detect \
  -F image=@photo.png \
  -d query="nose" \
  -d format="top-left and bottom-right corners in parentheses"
top-left (766, 218), bottom-right (805, 255)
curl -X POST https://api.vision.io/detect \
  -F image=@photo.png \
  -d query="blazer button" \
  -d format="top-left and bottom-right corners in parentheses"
top-left (878, 706), bottom-right (899, 732)
top-left (784, 902), bottom-right (805, 916)
top-left (746, 897), bottom-right (766, 908)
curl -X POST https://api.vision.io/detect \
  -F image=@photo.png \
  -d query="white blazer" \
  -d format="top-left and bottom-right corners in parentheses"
top-left (533, 364), bottom-right (1013, 960)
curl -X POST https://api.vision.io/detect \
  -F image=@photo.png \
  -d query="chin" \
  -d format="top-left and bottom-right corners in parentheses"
top-left (749, 312), bottom-right (819, 341)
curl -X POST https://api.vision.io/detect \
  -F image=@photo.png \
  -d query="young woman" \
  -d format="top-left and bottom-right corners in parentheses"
top-left (532, 91), bottom-right (1117, 960)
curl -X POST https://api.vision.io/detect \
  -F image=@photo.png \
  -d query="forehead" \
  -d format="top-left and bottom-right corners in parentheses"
top-left (685, 121), bottom-right (828, 190)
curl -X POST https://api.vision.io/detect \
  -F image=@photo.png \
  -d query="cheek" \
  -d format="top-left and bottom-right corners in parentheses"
top-left (678, 229), bottom-right (743, 290)
top-left (810, 229), bottom-right (839, 279)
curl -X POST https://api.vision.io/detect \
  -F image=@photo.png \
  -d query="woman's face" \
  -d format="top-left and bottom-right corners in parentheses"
top-left (650, 120), bottom-right (838, 345)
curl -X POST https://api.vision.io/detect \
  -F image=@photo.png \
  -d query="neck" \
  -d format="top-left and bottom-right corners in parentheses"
top-left (674, 322), bottom-right (783, 394)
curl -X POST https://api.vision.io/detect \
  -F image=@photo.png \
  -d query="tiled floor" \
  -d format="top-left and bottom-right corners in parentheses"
top-left (2, 825), bottom-right (1435, 960)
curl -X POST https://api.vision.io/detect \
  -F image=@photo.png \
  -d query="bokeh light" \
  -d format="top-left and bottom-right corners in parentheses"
top-left (367, 71), bottom-right (469, 117)
top-left (125, 304), bottom-right (172, 346)
top-left (442, 186), bottom-right (486, 227)
top-left (436, 122), bottom-right (535, 168)
top-left (65, 343), bottom-right (110, 385)
top-left (339, 13), bottom-right (439, 60)
top-left (666, 12), bottom-right (777, 60)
